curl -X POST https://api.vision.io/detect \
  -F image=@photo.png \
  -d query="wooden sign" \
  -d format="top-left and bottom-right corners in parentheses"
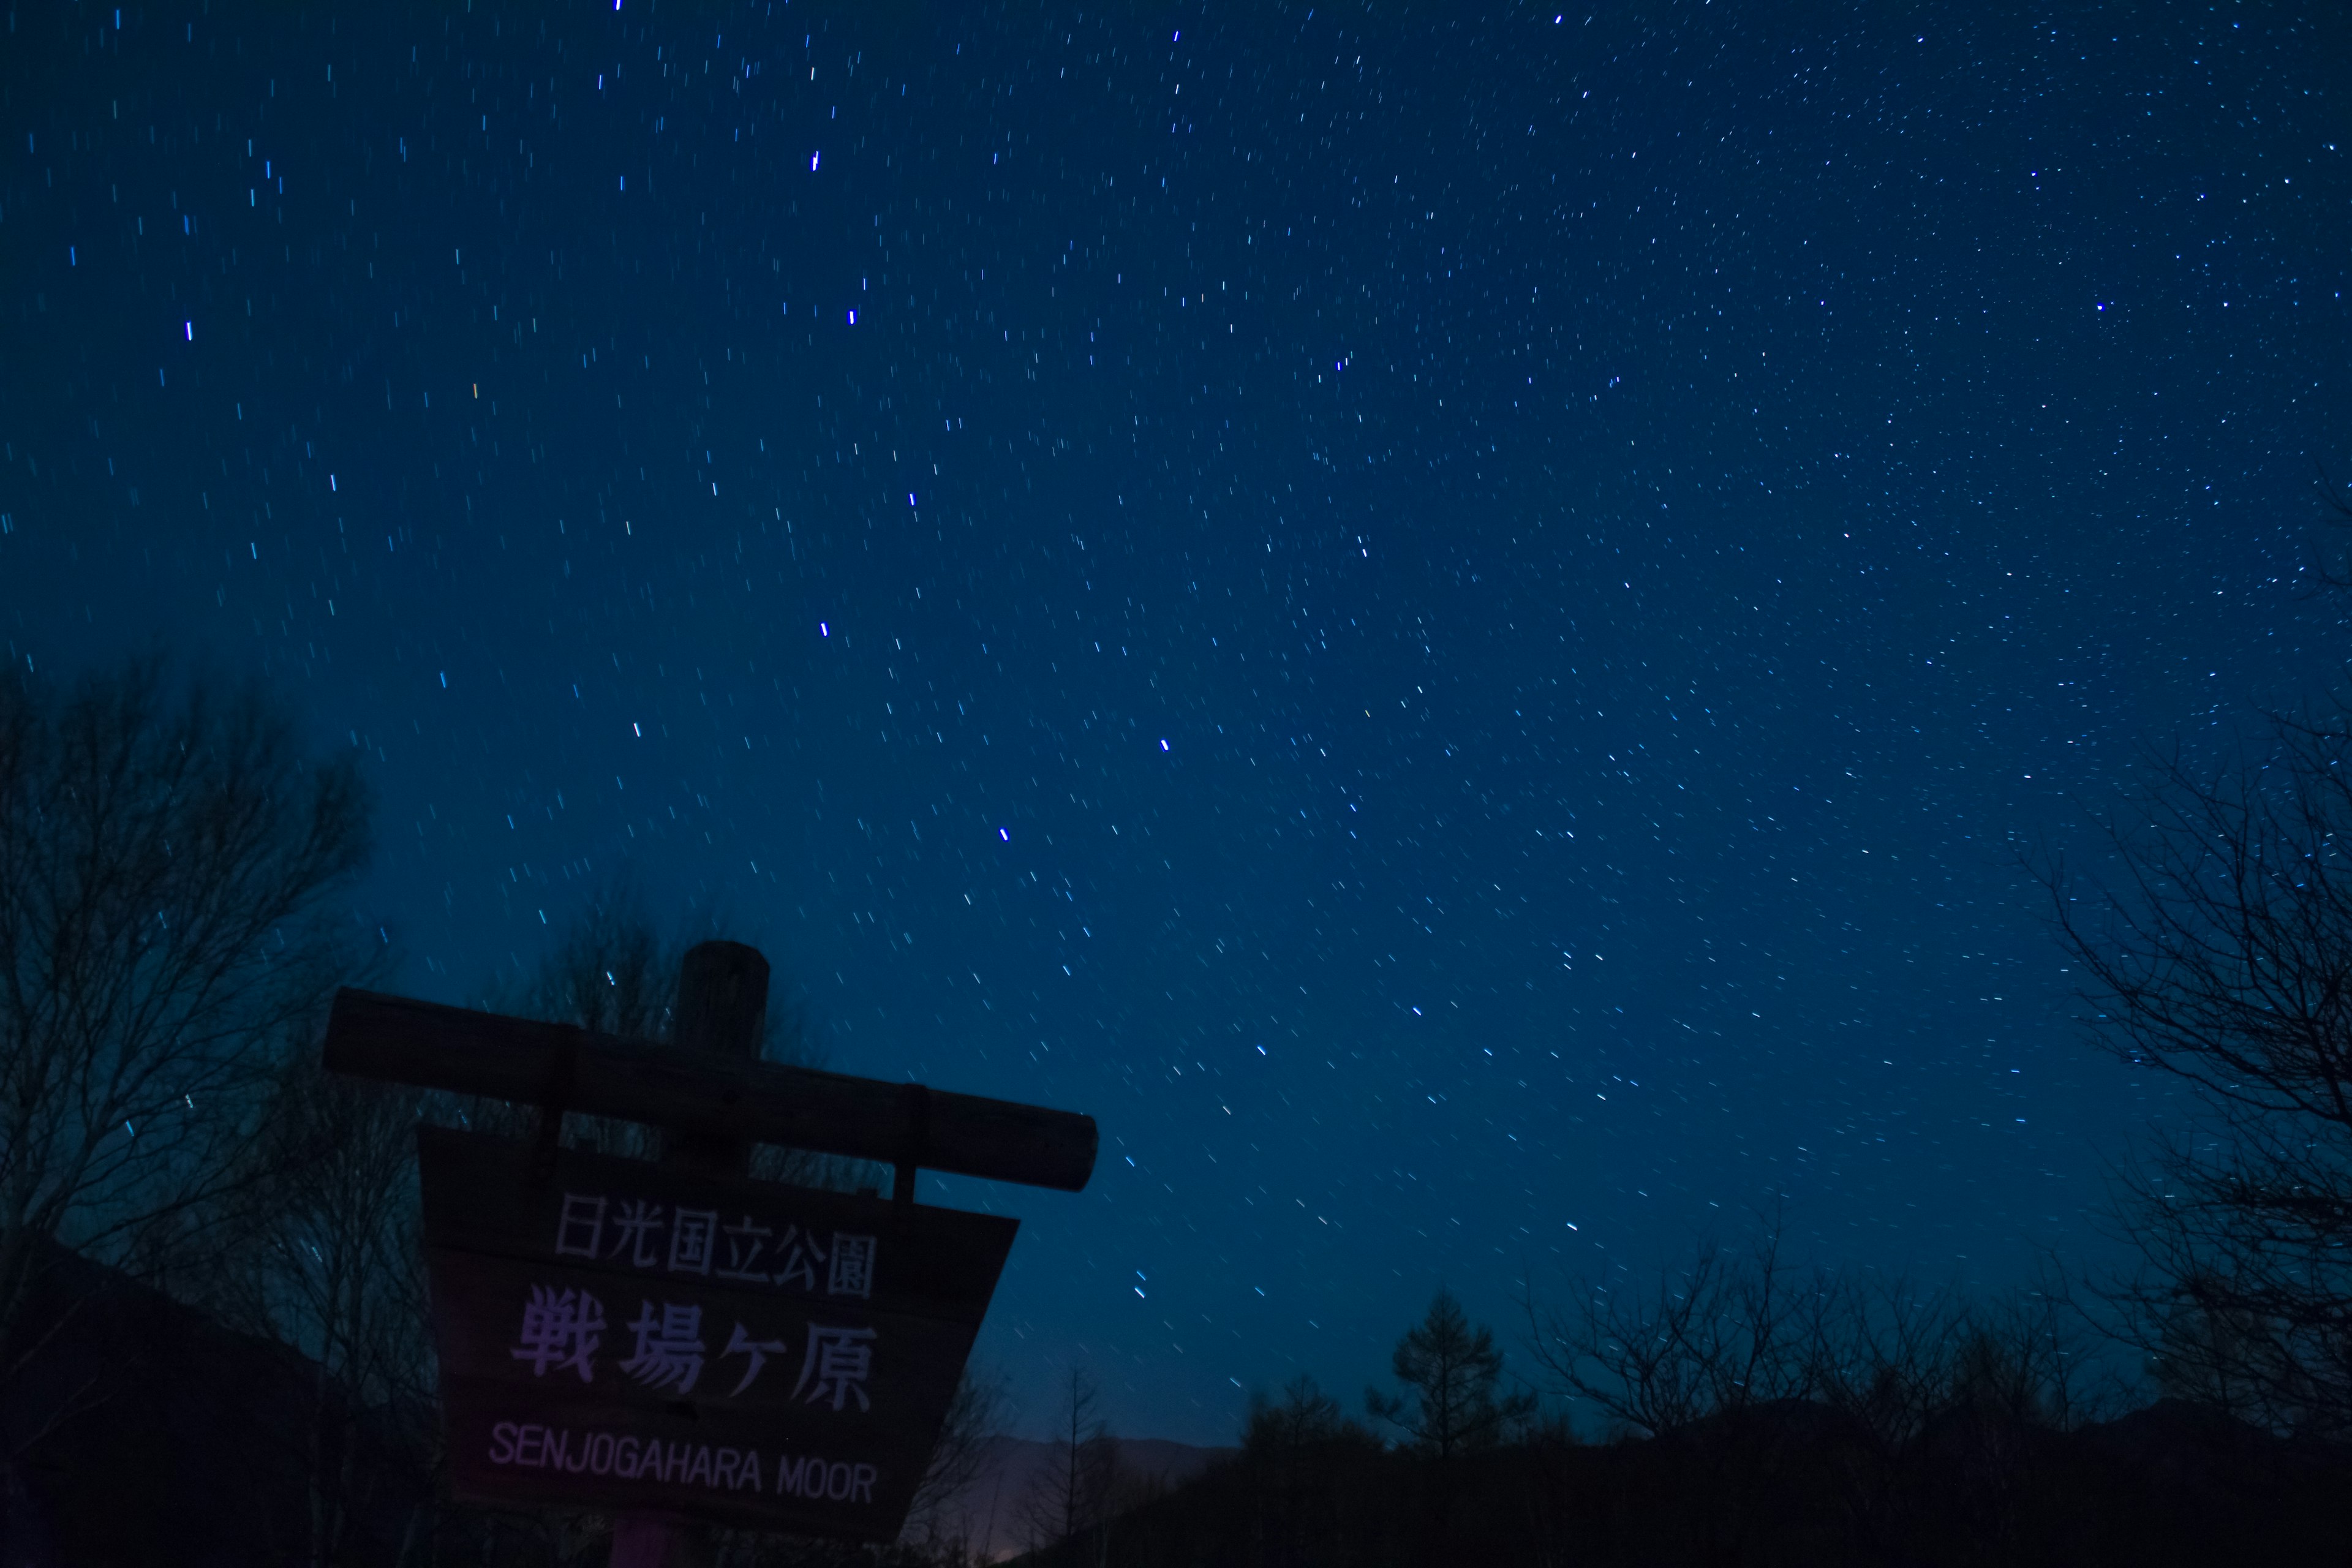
top-left (328, 987), bottom-right (1097, 1192)
top-left (321, 943), bottom-right (1093, 1553)
top-left (418, 1126), bottom-right (1017, 1539)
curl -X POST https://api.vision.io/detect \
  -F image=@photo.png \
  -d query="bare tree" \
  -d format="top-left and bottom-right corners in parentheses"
top-left (525, 886), bottom-right (676, 1041)
top-left (1526, 1224), bottom-right (2103, 1560)
top-left (1521, 1229), bottom-right (1822, 1440)
top-left (191, 1055), bottom-right (437, 1568)
top-left (898, 1364), bottom-right (1010, 1559)
top-left (499, 892), bottom-right (868, 1191)
top-left (1019, 1366), bottom-right (1118, 1561)
top-left (0, 659), bottom-right (370, 1442)
top-left (496, 886), bottom-right (681, 1162)
top-left (1242, 1375), bottom-right (1379, 1568)
top-left (1525, 1223), bottom-right (2094, 1443)
top-left (1245, 1374), bottom-right (1368, 1453)
top-left (2051, 714), bottom-right (2352, 1433)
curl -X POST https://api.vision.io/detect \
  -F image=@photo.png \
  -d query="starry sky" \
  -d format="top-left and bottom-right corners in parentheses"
top-left (5, 1), bottom-right (2350, 1444)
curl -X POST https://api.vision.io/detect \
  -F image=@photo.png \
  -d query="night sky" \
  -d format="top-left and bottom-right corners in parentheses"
top-left (6, 2), bottom-right (2349, 1444)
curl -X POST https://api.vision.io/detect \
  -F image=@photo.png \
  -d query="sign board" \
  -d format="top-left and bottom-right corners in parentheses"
top-left (328, 987), bottom-right (1098, 1192)
top-left (417, 1126), bottom-right (1017, 1539)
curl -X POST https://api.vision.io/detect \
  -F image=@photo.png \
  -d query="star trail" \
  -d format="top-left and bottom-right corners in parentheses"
top-left (5, 1), bottom-right (2347, 1443)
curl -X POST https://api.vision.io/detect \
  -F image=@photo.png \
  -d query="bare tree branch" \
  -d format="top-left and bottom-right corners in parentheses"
top-left (0, 658), bottom-right (370, 1430)
top-left (1019, 1366), bottom-right (1118, 1560)
top-left (481, 890), bottom-right (876, 1193)
top-left (897, 1364), bottom-right (1009, 1556)
top-left (2048, 707), bottom-right (2352, 1431)
top-left (184, 1055), bottom-right (438, 1568)
top-left (1520, 1222), bottom-right (1821, 1440)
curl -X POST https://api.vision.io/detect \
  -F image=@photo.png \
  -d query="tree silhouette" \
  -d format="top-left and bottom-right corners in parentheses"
top-left (191, 1055), bottom-right (435, 1568)
top-left (500, 889), bottom-right (865, 1190)
top-left (2052, 711), bottom-right (2352, 1433)
top-left (1246, 1374), bottom-right (1365, 1455)
top-left (1019, 1366), bottom-right (1118, 1562)
top-left (900, 1364), bottom-right (1011, 1559)
top-left (1366, 1289), bottom-right (1536, 1460)
top-left (0, 658), bottom-right (371, 1450)
top-left (1242, 1376), bottom-right (1376, 1567)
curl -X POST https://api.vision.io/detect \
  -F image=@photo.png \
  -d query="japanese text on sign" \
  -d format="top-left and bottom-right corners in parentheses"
top-left (507, 1284), bottom-right (877, 1412)
top-left (552, 1193), bottom-right (878, 1300)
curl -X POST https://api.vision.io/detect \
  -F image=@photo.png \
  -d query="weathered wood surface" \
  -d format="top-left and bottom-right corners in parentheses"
top-left (427, 1242), bottom-right (986, 1538)
top-left (418, 1127), bottom-right (1018, 1542)
top-left (323, 985), bottom-right (1098, 1191)
top-left (437, 1386), bottom-right (933, 1539)
top-left (418, 1126), bottom-right (1019, 1324)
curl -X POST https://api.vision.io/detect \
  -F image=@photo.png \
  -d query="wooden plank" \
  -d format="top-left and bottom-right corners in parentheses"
top-left (324, 987), bottom-right (1098, 1191)
top-left (417, 1128), bottom-right (1018, 1325)
top-left (426, 1250), bottom-right (987, 1423)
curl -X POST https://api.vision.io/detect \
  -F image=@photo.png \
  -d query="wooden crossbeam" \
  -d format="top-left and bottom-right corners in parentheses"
top-left (323, 987), bottom-right (1098, 1193)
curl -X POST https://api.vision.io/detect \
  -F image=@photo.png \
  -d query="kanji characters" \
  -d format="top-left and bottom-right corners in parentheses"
top-left (620, 1301), bottom-right (706, 1394)
top-left (545, 1185), bottom-right (888, 1303)
top-left (720, 1321), bottom-right (791, 1396)
top-left (791, 1324), bottom-right (878, 1412)
top-left (827, 1233), bottom-right (877, 1299)
top-left (713, 1215), bottom-right (774, 1283)
top-left (553, 1194), bottom-right (606, 1259)
top-left (668, 1208), bottom-right (718, 1275)
top-left (607, 1199), bottom-right (667, 1268)
top-left (772, 1225), bottom-right (828, 1292)
top-left (509, 1285), bottom-right (606, 1382)
top-left (507, 1285), bottom-right (876, 1414)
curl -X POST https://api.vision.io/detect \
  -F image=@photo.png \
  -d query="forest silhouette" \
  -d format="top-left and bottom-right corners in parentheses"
top-left (6, 656), bottom-right (2352, 1565)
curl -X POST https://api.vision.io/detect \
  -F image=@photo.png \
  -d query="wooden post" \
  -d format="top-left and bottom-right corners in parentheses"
top-left (609, 941), bottom-right (771, 1568)
top-left (663, 940), bottom-right (770, 1178)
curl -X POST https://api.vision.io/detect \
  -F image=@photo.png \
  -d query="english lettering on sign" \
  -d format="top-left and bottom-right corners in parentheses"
top-left (480, 1420), bottom-right (888, 1506)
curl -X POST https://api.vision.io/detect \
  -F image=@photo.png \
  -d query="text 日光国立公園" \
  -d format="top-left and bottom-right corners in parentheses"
top-left (551, 1189), bottom-right (877, 1298)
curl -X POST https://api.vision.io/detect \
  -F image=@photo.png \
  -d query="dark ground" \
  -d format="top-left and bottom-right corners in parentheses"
top-left (8, 1255), bottom-right (2347, 1567)
top-left (1032, 1401), bottom-right (2352, 1568)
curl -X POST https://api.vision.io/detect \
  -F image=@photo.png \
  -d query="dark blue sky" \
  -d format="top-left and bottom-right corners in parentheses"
top-left (5, 1), bottom-right (2348, 1444)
